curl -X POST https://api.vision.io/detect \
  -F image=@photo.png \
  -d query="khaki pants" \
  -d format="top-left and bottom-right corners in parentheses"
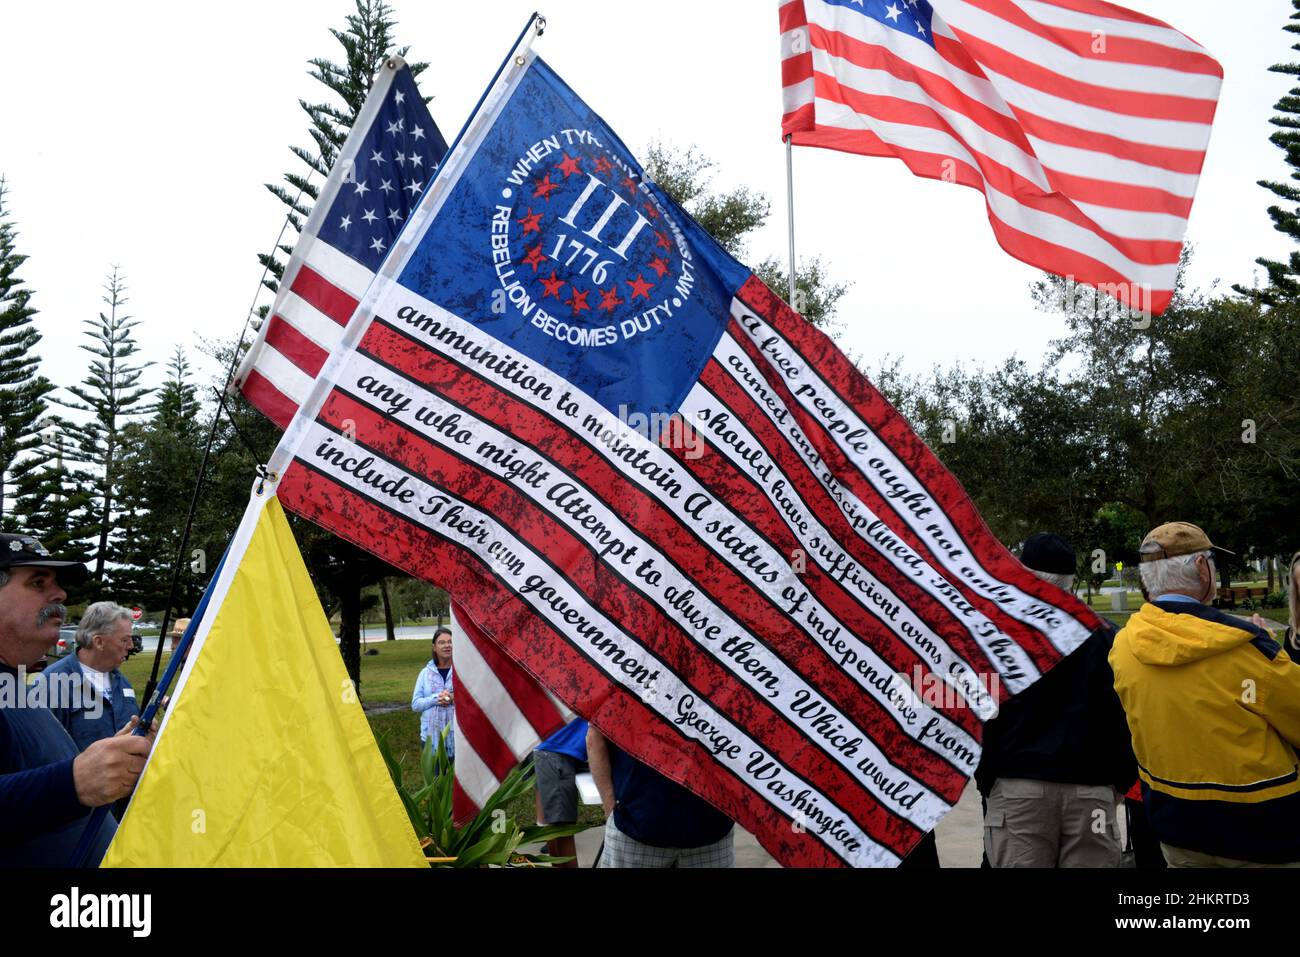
top-left (1161, 844), bottom-right (1300, 869)
top-left (984, 778), bottom-right (1121, 868)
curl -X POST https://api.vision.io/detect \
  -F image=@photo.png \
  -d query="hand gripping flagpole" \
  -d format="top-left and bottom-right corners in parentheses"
top-left (69, 543), bottom-right (233, 867)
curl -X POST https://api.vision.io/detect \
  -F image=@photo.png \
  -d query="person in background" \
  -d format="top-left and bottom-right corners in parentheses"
top-left (411, 627), bottom-right (454, 760)
top-left (533, 717), bottom-right (588, 868)
top-left (0, 534), bottom-right (154, 866)
top-left (40, 602), bottom-right (141, 753)
top-left (1112, 522), bottom-right (1300, 867)
top-left (1254, 552), bottom-right (1300, 656)
top-left (977, 533), bottom-right (1136, 868)
top-left (167, 617), bottom-right (191, 651)
top-left (587, 724), bottom-right (733, 868)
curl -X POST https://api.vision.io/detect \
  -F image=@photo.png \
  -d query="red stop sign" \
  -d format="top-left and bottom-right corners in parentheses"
top-left (131, 607), bottom-right (143, 621)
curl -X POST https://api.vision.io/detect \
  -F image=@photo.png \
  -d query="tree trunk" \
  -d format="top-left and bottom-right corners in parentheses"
top-left (1268, 557), bottom-right (1276, 593)
top-left (379, 578), bottom-right (396, 641)
top-left (339, 573), bottom-right (362, 697)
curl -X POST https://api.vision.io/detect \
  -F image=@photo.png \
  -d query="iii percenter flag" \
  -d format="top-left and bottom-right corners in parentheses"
top-left (267, 49), bottom-right (1105, 867)
top-left (780, 0), bottom-right (1222, 316)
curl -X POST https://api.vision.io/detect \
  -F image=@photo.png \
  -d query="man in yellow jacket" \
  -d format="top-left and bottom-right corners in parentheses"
top-left (1111, 522), bottom-right (1300, 867)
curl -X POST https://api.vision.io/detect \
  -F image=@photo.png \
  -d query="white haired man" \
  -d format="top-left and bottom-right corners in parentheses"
top-left (0, 535), bottom-right (153, 867)
top-left (39, 602), bottom-right (141, 752)
top-left (1110, 522), bottom-right (1300, 867)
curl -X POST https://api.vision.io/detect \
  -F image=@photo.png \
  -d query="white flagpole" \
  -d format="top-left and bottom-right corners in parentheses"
top-left (785, 134), bottom-right (797, 306)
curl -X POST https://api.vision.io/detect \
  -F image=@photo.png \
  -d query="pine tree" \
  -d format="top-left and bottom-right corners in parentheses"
top-left (257, 0), bottom-right (428, 296)
top-left (56, 268), bottom-right (153, 583)
top-left (0, 177), bottom-right (55, 525)
top-left (115, 346), bottom-right (205, 611)
top-left (1238, 0), bottom-right (1300, 304)
top-left (236, 0), bottom-right (426, 692)
top-left (12, 432), bottom-right (96, 564)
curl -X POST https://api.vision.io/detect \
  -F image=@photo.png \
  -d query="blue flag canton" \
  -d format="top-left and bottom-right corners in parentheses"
top-left (398, 58), bottom-right (750, 419)
top-left (317, 68), bottom-right (449, 271)
top-left (826, 0), bottom-right (936, 48)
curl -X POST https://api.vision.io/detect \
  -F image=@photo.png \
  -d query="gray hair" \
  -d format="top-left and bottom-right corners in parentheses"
top-left (1139, 550), bottom-right (1211, 598)
top-left (0, 570), bottom-right (9, 589)
top-left (76, 601), bottom-right (132, 649)
top-left (1030, 569), bottom-right (1075, 593)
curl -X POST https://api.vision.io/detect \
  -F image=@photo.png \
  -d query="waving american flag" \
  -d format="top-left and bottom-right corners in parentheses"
top-left (780, 0), bottom-right (1222, 315)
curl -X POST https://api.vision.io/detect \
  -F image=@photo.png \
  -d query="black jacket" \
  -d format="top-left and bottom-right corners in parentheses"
top-left (974, 623), bottom-right (1136, 796)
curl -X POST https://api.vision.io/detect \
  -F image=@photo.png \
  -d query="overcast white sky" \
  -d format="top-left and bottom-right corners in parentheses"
top-left (0, 1), bottom-right (1295, 400)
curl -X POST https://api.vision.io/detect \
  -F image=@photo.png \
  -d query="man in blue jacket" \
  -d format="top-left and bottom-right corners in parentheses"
top-left (0, 534), bottom-right (153, 867)
top-left (40, 602), bottom-right (141, 752)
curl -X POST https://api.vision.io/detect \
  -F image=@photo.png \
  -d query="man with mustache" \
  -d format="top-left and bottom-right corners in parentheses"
top-left (0, 534), bottom-right (154, 866)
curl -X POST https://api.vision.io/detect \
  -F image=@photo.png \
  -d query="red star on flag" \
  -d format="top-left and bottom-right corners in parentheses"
top-left (598, 286), bottom-right (624, 312)
top-left (523, 244), bottom-right (547, 272)
top-left (567, 288), bottom-right (591, 313)
top-left (621, 175), bottom-right (639, 196)
top-left (626, 274), bottom-right (654, 300)
top-left (594, 155), bottom-right (613, 175)
top-left (648, 255), bottom-right (670, 279)
top-left (643, 202), bottom-right (659, 220)
top-left (516, 208), bottom-right (543, 235)
top-left (533, 175), bottom-right (559, 201)
top-left (654, 230), bottom-right (672, 251)
top-left (556, 154), bottom-right (583, 179)
top-left (540, 271), bottom-right (566, 299)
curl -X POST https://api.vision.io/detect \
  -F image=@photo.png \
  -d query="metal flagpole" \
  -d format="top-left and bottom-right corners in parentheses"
top-left (785, 134), bottom-right (797, 306)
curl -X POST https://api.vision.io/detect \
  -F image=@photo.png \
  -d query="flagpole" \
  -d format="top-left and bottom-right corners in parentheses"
top-left (785, 134), bottom-right (797, 305)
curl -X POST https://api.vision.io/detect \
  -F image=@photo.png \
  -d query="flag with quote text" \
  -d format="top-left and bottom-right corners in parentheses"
top-left (265, 50), bottom-right (1105, 867)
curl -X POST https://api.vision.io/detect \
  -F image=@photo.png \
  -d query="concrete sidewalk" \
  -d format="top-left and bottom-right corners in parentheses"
top-left (560, 780), bottom-right (988, 868)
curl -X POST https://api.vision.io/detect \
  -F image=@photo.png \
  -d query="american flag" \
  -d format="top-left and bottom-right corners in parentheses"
top-left (779, 0), bottom-right (1222, 316)
top-left (266, 51), bottom-right (1105, 866)
top-left (236, 57), bottom-right (448, 427)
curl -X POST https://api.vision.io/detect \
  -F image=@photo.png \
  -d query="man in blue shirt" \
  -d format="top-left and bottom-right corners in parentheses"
top-left (533, 718), bottom-right (587, 868)
top-left (40, 602), bottom-right (141, 753)
top-left (588, 725), bottom-right (734, 868)
top-left (0, 534), bottom-right (153, 867)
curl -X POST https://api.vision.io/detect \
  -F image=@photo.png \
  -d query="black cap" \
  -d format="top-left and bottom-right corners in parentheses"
top-left (1019, 533), bottom-right (1077, 575)
top-left (0, 533), bottom-right (88, 583)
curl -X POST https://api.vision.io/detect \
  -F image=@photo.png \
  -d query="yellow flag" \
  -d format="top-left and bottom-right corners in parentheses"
top-left (105, 492), bottom-right (426, 867)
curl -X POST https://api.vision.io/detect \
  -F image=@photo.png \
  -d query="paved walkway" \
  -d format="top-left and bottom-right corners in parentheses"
top-left (561, 781), bottom-right (989, 868)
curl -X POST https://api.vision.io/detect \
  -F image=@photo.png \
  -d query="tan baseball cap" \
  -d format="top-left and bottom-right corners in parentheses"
top-left (1139, 522), bottom-right (1234, 563)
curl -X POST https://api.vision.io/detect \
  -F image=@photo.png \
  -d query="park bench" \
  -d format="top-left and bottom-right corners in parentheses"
top-left (1214, 586), bottom-right (1269, 609)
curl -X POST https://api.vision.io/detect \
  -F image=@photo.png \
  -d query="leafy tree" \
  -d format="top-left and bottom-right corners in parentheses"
top-left (11, 431), bottom-right (96, 575)
top-left (56, 268), bottom-right (152, 584)
top-left (0, 177), bottom-right (55, 525)
top-left (645, 142), bottom-right (848, 328)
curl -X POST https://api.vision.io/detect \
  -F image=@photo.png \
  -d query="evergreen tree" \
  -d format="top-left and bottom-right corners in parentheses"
top-left (258, 0), bottom-right (428, 297)
top-left (56, 268), bottom-right (153, 583)
top-left (0, 177), bottom-right (55, 525)
top-left (1238, 0), bottom-right (1300, 304)
top-left (236, 0), bottom-right (426, 692)
top-left (12, 431), bottom-right (96, 566)
top-left (116, 346), bottom-right (206, 611)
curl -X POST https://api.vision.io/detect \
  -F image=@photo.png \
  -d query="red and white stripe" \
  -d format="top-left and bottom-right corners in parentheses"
top-left (238, 241), bottom-right (370, 428)
top-left (449, 603), bottom-right (571, 822)
top-left (779, 0), bottom-right (1222, 315)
